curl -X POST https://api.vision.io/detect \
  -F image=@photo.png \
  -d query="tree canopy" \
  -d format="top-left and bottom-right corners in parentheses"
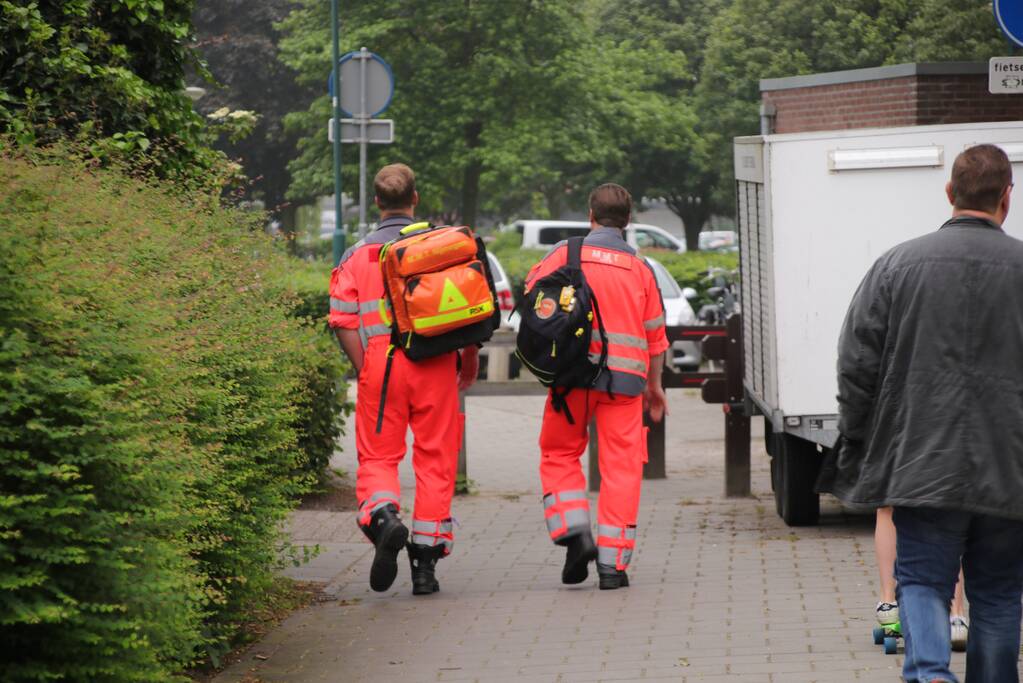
top-left (0, 0), bottom-right (220, 181)
top-left (277, 0), bottom-right (657, 226)
top-left (696, 0), bottom-right (1015, 207)
top-left (193, 0), bottom-right (313, 212)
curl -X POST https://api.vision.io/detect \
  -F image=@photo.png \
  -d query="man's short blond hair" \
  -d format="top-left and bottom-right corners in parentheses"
top-left (374, 163), bottom-right (416, 210)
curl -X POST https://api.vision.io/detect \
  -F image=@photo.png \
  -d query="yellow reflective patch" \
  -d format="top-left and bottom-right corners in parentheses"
top-left (438, 278), bottom-right (471, 312)
top-left (400, 221), bottom-right (432, 235)
top-left (379, 298), bottom-right (392, 326)
top-left (413, 300), bottom-right (494, 331)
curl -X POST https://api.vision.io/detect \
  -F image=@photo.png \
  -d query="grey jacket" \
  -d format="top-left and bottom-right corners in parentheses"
top-left (821, 215), bottom-right (1023, 520)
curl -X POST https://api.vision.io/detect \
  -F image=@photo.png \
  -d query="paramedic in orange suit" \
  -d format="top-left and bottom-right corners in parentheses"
top-left (329, 163), bottom-right (479, 595)
top-left (524, 183), bottom-right (669, 590)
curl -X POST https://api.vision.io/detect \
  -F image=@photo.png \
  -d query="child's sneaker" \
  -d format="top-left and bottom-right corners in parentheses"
top-left (950, 616), bottom-right (968, 652)
top-left (876, 601), bottom-right (899, 626)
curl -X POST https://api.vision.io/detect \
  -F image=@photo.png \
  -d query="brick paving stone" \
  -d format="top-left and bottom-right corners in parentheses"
top-left (214, 391), bottom-right (1020, 682)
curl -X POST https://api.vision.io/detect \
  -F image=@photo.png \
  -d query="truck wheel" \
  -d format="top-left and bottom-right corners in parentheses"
top-left (777, 434), bottom-right (821, 526)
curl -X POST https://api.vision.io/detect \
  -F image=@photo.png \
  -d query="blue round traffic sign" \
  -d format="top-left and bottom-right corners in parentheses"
top-left (327, 50), bottom-right (394, 118)
top-left (995, 0), bottom-right (1023, 49)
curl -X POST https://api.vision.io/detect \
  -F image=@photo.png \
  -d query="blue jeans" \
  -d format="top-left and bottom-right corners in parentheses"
top-left (894, 506), bottom-right (1023, 683)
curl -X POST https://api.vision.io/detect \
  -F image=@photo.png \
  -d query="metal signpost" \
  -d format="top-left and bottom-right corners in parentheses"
top-left (328, 48), bottom-right (395, 240)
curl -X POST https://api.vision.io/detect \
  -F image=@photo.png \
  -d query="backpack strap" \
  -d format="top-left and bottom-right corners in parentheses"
top-left (588, 289), bottom-right (613, 397)
top-left (550, 387), bottom-right (575, 425)
top-left (567, 236), bottom-right (585, 269)
top-left (375, 345), bottom-right (397, 434)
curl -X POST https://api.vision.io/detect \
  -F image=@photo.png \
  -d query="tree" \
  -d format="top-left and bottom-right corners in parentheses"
top-left (0, 0), bottom-right (218, 181)
top-left (891, 0), bottom-right (1016, 62)
top-left (696, 0), bottom-right (1014, 211)
top-left (192, 0), bottom-right (314, 214)
top-left (598, 0), bottom-right (728, 248)
top-left (277, 0), bottom-right (627, 226)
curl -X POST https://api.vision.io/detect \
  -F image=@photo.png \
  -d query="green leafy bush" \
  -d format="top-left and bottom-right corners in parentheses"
top-left (281, 258), bottom-right (350, 477)
top-left (0, 151), bottom-right (345, 680)
top-left (647, 250), bottom-right (739, 304)
top-left (0, 0), bottom-right (223, 187)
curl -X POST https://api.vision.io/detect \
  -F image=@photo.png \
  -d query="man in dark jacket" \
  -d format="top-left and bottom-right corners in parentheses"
top-left (831, 144), bottom-right (1023, 683)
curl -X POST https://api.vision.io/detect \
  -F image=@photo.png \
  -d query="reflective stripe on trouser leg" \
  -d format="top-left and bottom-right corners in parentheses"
top-left (597, 524), bottom-right (637, 570)
top-left (542, 490), bottom-right (591, 541)
top-left (411, 518), bottom-right (454, 555)
top-left (357, 490), bottom-right (401, 526)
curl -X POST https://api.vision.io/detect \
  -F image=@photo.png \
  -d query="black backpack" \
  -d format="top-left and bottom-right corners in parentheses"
top-left (515, 237), bottom-right (608, 423)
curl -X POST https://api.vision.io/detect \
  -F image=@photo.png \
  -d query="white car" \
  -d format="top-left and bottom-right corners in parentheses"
top-left (505, 220), bottom-right (686, 252)
top-left (698, 230), bottom-right (739, 252)
top-left (486, 251), bottom-right (517, 330)
top-left (645, 256), bottom-right (702, 371)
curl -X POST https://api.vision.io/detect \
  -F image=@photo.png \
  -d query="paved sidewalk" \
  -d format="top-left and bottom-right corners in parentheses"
top-left (215, 391), bottom-right (974, 682)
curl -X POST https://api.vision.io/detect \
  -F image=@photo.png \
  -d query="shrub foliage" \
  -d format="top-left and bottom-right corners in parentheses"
top-left (0, 151), bottom-right (345, 681)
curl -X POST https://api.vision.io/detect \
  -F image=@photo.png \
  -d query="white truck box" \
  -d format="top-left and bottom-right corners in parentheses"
top-left (734, 121), bottom-right (1023, 524)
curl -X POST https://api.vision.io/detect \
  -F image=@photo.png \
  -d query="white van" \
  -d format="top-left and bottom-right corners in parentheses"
top-left (505, 219), bottom-right (686, 252)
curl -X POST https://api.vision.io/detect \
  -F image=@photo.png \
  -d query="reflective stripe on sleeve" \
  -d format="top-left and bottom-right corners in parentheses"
top-left (601, 332), bottom-right (648, 349)
top-left (359, 299), bottom-right (383, 314)
top-left (644, 315), bottom-right (665, 330)
top-left (331, 298), bottom-right (359, 313)
top-left (589, 353), bottom-right (648, 374)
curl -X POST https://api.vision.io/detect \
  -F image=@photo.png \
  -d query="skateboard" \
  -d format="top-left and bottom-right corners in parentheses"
top-left (872, 622), bottom-right (901, 655)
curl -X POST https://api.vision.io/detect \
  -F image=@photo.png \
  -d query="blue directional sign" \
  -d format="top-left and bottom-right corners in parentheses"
top-left (995, 0), bottom-right (1023, 48)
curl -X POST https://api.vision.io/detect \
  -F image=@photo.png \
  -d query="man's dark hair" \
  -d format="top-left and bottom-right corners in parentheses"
top-left (950, 145), bottom-right (1012, 214)
top-left (374, 163), bottom-right (416, 210)
top-left (589, 183), bottom-right (632, 229)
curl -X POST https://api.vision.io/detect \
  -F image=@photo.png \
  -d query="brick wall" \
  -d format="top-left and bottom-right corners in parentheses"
top-left (916, 75), bottom-right (1023, 126)
top-left (762, 67), bottom-right (1023, 135)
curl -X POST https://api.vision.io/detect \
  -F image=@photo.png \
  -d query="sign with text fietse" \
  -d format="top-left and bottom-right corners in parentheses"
top-left (989, 57), bottom-right (1023, 94)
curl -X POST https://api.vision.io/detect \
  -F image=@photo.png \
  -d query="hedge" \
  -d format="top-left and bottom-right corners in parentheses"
top-left (0, 150), bottom-right (346, 681)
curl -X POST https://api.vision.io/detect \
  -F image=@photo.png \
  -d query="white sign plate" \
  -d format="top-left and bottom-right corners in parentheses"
top-left (327, 118), bottom-right (394, 144)
top-left (989, 57), bottom-right (1023, 94)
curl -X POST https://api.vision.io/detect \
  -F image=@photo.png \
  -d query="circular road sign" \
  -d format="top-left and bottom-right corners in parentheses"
top-left (995, 0), bottom-right (1023, 48)
top-left (327, 50), bottom-right (394, 118)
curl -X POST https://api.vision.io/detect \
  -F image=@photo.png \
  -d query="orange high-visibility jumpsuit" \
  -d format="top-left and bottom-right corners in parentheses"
top-left (525, 227), bottom-right (669, 570)
top-left (329, 215), bottom-right (460, 553)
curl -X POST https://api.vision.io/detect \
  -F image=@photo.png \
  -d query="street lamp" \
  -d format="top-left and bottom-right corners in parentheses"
top-left (184, 86), bottom-right (206, 102)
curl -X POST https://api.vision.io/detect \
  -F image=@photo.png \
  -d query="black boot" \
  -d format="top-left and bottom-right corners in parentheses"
top-left (407, 543), bottom-right (445, 595)
top-left (360, 505), bottom-right (408, 592)
top-left (597, 563), bottom-right (630, 590)
top-left (559, 531), bottom-right (597, 585)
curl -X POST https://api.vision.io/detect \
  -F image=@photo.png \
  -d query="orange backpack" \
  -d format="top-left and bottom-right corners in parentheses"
top-left (374, 222), bottom-right (500, 431)
top-left (380, 223), bottom-right (499, 349)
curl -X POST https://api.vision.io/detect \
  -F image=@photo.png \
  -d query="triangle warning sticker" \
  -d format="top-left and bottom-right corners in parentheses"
top-left (438, 277), bottom-right (470, 312)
